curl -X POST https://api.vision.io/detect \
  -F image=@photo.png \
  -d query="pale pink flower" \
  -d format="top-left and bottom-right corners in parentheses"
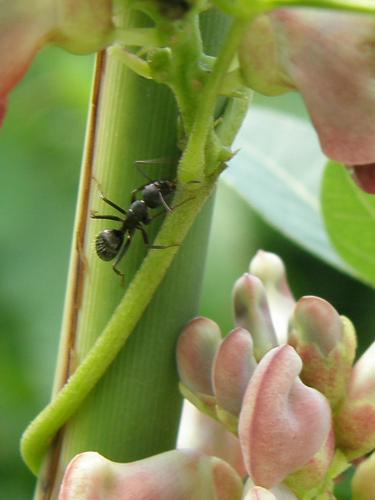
top-left (0, 0), bottom-right (114, 125)
top-left (59, 449), bottom-right (243, 500)
top-left (238, 345), bottom-right (332, 488)
top-left (239, 8), bottom-right (375, 187)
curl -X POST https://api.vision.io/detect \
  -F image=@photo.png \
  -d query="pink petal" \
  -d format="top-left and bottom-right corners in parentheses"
top-left (177, 317), bottom-right (222, 395)
top-left (239, 345), bottom-right (331, 488)
top-left (289, 296), bottom-right (343, 355)
top-left (275, 9), bottom-right (375, 165)
top-left (288, 296), bottom-right (356, 409)
top-left (0, 17), bottom-right (51, 101)
top-left (59, 450), bottom-right (243, 499)
top-left (249, 251), bottom-right (295, 344)
top-left (232, 274), bottom-right (278, 360)
top-left (213, 327), bottom-right (257, 416)
top-left (0, 98), bottom-right (7, 127)
top-left (240, 9), bottom-right (375, 164)
top-left (0, 1), bottom-right (113, 126)
top-left (350, 164), bottom-right (375, 194)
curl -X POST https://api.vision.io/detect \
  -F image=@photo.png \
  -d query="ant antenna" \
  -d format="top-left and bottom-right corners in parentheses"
top-left (134, 158), bottom-right (178, 181)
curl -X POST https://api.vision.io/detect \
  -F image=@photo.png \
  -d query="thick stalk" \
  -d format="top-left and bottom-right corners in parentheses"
top-left (28, 9), bottom-right (235, 499)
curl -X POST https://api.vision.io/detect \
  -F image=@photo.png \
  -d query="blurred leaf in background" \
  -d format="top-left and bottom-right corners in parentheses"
top-left (0, 47), bottom-right (92, 498)
top-left (322, 162), bottom-right (375, 286)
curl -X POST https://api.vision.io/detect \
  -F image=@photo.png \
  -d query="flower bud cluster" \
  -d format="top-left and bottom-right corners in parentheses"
top-left (177, 250), bottom-right (375, 497)
top-left (58, 251), bottom-right (375, 498)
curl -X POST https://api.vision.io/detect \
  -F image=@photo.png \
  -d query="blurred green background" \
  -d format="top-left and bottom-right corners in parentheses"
top-left (1, 47), bottom-right (374, 499)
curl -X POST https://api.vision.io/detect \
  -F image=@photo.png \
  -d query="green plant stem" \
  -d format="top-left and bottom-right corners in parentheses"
top-left (110, 46), bottom-right (152, 79)
top-left (178, 18), bottom-right (249, 184)
top-left (21, 185), bottom-right (213, 475)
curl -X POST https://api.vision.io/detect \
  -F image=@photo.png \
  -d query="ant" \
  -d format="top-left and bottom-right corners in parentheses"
top-left (91, 161), bottom-right (177, 282)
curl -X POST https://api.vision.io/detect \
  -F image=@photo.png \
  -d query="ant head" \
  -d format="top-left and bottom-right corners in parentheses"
top-left (95, 229), bottom-right (123, 261)
top-left (143, 181), bottom-right (176, 209)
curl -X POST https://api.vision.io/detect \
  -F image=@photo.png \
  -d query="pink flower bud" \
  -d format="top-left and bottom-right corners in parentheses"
top-left (239, 9), bottom-right (375, 165)
top-left (0, 0), bottom-right (114, 124)
top-left (352, 452), bottom-right (375, 500)
top-left (233, 274), bottom-right (278, 360)
top-left (239, 345), bottom-right (331, 489)
top-left (249, 251), bottom-right (295, 344)
top-left (177, 317), bottom-right (221, 414)
top-left (289, 296), bottom-right (356, 408)
top-left (335, 342), bottom-right (375, 459)
top-left (213, 327), bottom-right (257, 418)
top-left (59, 449), bottom-right (243, 499)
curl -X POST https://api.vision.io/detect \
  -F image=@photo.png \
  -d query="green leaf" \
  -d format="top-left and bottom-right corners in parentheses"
top-left (322, 161), bottom-right (375, 286)
top-left (224, 106), bottom-right (350, 274)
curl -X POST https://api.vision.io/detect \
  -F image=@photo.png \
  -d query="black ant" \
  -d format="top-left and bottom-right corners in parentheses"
top-left (91, 161), bottom-right (177, 282)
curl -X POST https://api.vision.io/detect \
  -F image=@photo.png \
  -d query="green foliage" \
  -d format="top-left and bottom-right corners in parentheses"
top-left (224, 106), bottom-right (352, 276)
top-left (0, 48), bottom-right (92, 499)
top-left (322, 162), bottom-right (375, 287)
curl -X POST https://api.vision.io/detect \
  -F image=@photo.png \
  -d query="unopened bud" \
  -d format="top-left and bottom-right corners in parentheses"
top-left (213, 327), bottom-right (257, 416)
top-left (335, 342), bottom-right (375, 459)
top-left (176, 317), bottom-right (221, 416)
top-left (289, 296), bottom-right (356, 408)
top-left (233, 274), bottom-right (278, 360)
top-left (249, 251), bottom-right (295, 343)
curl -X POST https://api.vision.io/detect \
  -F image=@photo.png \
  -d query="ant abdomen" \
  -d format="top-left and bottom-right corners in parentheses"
top-left (95, 229), bottom-right (123, 261)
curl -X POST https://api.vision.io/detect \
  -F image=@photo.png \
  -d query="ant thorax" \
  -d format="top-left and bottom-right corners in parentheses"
top-left (142, 184), bottom-right (161, 208)
top-left (127, 200), bottom-right (150, 225)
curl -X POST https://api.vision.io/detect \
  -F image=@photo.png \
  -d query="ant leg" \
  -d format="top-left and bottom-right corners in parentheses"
top-left (149, 196), bottom-right (194, 222)
top-left (90, 212), bottom-right (123, 222)
top-left (112, 232), bottom-right (134, 285)
top-left (138, 226), bottom-right (179, 250)
top-left (92, 177), bottom-right (127, 215)
top-left (134, 161), bottom-right (153, 182)
top-left (99, 194), bottom-right (127, 216)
